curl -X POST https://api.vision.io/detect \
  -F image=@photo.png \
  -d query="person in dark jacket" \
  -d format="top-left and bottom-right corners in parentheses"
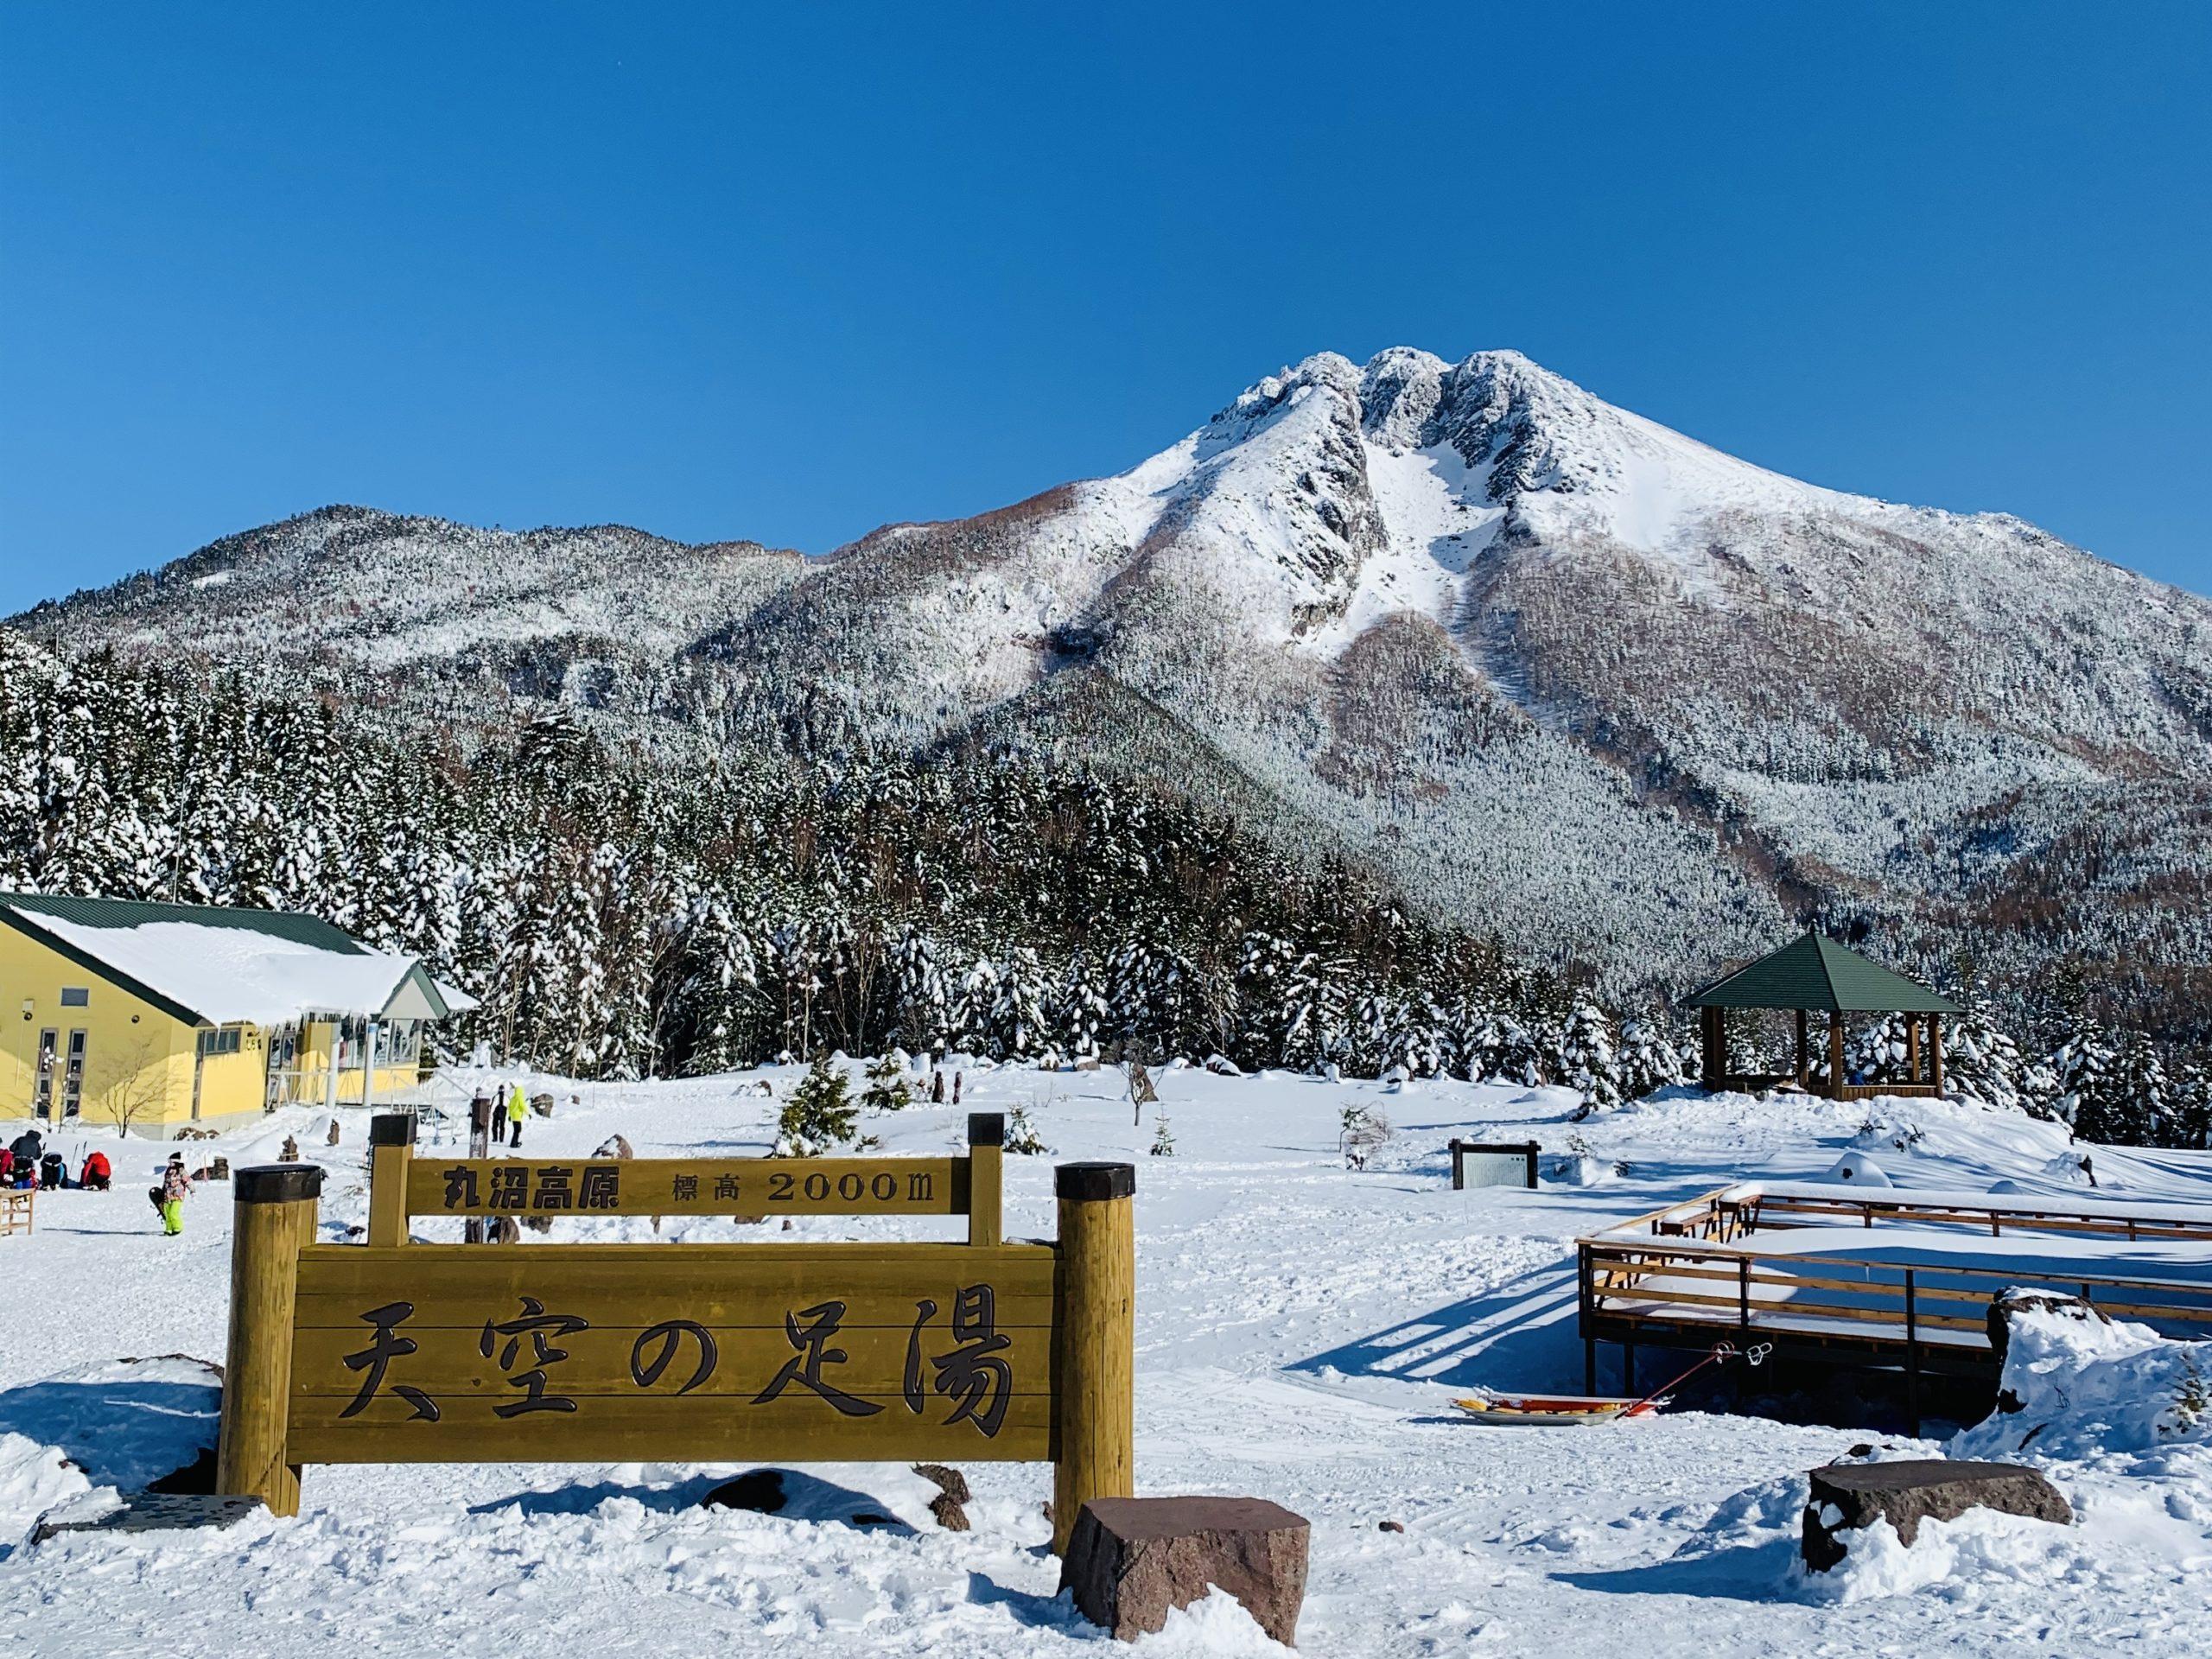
top-left (38, 1152), bottom-right (65, 1190)
top-left (8, 1128), bottom-right (41, 1169)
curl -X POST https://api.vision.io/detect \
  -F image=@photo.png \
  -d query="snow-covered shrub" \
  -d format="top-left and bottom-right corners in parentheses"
top-left (1003, 1104), bottom-right (1049, 1155)
top-left (1338, 1103), bottom-right (1391, 1169)
top-left (774, 1054), bottom-right (857, 1156)
top-left (860, 1053), bottom-right (912, 1112)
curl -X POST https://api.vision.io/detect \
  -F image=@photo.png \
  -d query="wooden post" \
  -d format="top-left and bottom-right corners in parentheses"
top-left (1794, 1009), bottom-right (1808, 1085)
top-left (1052, 1161), bottom-right (1135, 1557)
top-left (1700, 1007), bottom-right (1725, 1091)
top-left (1929, 1015), bottom-right (1945, 1096)
top-left (1904, 1268), bottom-right (1921, 1435)
top-left (1827, 1014), bottom-right (1846, 1101)
top-left (465, 1090), bottom-right (490, 1244)
top-left (967, 1112), bottom-right (1003, 1249)
top-left (367, 1112), bottom-right (413, 1247)
top-left (1905, 1016), bottom-right (1922, 1085)
top-left (216, 1163), bottom-right (321, 1517)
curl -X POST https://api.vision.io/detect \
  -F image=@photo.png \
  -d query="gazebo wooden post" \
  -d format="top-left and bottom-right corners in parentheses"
top-left (1929, 1015), bottom-right (1944, 1096)
top-left (1827, 1014), bottom-right (1846, 1102)
top-left (1905, 1015), bottom-right (1922, 1084)
top-left (1700, 1006), bottom-right (1726, 1091)
top-left (1794, 1010), bottom-right (1808, 1086)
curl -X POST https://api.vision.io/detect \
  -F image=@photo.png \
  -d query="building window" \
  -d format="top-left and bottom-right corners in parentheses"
top-left (196, 1027), bottom-right (242, 1058)
top-left (59, 987), bottom-right (89, 1007)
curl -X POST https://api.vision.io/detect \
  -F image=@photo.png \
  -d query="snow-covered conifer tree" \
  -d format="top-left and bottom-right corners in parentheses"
top-left (1554, 996), bottom-right (1622, 1109)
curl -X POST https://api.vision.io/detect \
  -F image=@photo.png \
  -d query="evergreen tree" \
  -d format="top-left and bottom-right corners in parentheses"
top-left (1056, 946), bottom-right (1110, 1061)
top-left (2169, 1061), bottom-right (2211, 1150)
top-left (988, 947), bottom-right (1051, 1060)
top-left (1003, 1103), bottom-right (1049, 1154)
top-left (2053, 1019), bottom-right (2121, 1136)
top-left (861, 1052), bottom-right (912, 1112)
top-left (1618, 1015), bottom-right (1684, 1100)
top-left (1554, 996), bottom-right (1623, 1109)
top-left (1942, 1011), bottom-right (2026, 1112)
top-left (2101, 1032), bottom-right (2170, 1147)
top-left (1848, 1014), bottom-right (1914, 1086)
top-left (775, 1054), bottom-right (858, 1155)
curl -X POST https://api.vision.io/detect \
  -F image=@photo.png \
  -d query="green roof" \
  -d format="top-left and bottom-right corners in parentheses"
top-left (1685, 931), bottom-right (1959, 1014)
top-left (0, 892), bottom-right (369, 955)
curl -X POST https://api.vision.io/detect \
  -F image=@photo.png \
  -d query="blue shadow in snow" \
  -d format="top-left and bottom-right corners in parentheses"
top-left (963, 1570), bottom-right (1095, 1636)
top-left (0, 1371), bottom-right (219, 1493)
top-left (1288, 1265), bottom-right (1585, 1394)
top-left (472, 1466), bottom-right (915, 1535)
top-left (1553, 1535), bottom-right (1802, 1601)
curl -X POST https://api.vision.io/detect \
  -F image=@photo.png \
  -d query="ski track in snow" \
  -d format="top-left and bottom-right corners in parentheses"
top-left (3, 1068), bottom-right (2211, 1654)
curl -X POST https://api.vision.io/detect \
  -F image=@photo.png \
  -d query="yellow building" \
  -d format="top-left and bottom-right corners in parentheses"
top-left (0, 893), bottom-right (475, 1137)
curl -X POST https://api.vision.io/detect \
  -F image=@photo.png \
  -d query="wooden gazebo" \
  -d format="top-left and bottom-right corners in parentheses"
top-left (1684, 931), bottom-right (1959, 1100)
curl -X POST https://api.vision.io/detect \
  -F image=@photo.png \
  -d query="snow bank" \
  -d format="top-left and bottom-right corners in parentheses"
top-left (1798, 1508), bottom-right (2098, 1605)
top-left (1952, 1306), bottom-right (2212, 1465)
top-left (0, 1433), bottom-right (113, 1549)
top-left (1135, 1589), bottom-right (1294, 1653)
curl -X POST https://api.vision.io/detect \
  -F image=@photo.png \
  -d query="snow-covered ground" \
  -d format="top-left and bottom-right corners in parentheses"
top-left (3, 1065), bottom-right (2212, 1654)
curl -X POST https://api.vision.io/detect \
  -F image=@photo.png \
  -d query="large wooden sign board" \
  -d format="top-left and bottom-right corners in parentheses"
top-left (219, 1113), bottom-right (1134, 1556)
top-left (289, 1242), bottom-right (1058, 1461)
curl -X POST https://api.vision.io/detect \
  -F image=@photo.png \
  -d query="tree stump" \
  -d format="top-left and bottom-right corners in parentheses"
top-left (1802, 1459), bottom-right (2071, 1572)
top-left (1059, 1496), bottom-right (1309, 1644)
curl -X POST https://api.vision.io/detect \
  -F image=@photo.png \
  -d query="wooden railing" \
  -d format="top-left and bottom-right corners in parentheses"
top-left (1580, 1236), bottom-right (2212, 1362)
top-left (1618, 1184), bottom-right (2212, 1248)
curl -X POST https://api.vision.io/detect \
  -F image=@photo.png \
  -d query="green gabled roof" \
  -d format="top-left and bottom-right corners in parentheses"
top-left (0, 892), bottom-right (370, 955)
top-left (1685, 931), bottom-right (1959, 1014)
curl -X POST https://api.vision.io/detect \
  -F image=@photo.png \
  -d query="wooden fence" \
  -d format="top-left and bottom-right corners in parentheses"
top-left (1577, 1182), bottom-right (2212, 1421)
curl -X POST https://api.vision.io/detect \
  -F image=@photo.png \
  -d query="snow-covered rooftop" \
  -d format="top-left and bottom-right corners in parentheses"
top-left (7, 906), bottom-right (448, 1027)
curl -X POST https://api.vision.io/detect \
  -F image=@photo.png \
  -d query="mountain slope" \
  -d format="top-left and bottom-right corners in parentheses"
top-left (16, 350), bottom-right (2212, 1018)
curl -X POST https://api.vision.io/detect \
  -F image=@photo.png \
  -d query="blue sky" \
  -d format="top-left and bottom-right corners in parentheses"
top-left (3, 3), bottom-right (2209, 613)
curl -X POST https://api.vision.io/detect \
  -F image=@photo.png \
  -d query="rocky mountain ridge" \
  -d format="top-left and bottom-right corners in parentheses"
top-left (17, 348), bottom-right (2211, 1020)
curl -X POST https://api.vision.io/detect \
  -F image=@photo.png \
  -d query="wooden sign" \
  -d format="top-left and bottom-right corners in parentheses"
top-left (287, 1242), bottom-right (1058, 1461)
top-left (218, 1112), bottom-right (1134, 1556)
top-left (406, 1157), bottom-right (964, 1218)
top-left (368, 1114), bottom-right (1002, 1247)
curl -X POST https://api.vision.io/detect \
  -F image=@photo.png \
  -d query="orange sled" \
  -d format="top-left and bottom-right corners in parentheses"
top-left (1450, 1393), bottom-right (1660, 1425)
top-left (1452, 1340), bottom-right (1771, 1425)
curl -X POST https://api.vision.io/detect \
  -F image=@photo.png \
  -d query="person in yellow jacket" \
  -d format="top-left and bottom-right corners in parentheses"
top-left (502, 1081), bottom-right (528, 1148)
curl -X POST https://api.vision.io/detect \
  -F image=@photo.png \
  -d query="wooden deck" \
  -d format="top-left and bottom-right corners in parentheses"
top-left (1577, 1184), bottom-right (2212, 1422)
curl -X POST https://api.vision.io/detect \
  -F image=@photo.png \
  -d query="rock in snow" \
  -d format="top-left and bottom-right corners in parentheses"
top-left (1059, 1495), bottom-right (1311, 1645)
top-left (1801, 1459), bottom-right (2071, 1573)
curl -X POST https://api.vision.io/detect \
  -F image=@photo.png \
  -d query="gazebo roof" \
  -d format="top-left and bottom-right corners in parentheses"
top-left (1684, 931), bottom-right (1959, 1014)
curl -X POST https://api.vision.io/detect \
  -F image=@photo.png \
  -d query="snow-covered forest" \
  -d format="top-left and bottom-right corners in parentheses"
top-left (3, 631), bottom-right (2203, 1147)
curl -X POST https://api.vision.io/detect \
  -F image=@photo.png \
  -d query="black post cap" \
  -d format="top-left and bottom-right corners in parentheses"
top-left (1055, 1161), bottom-right (1135, 1202)
top-left (368, 1112), bottom-right (417, 1147)
top-left (969, 1111), bottom-right (1005, 1148)
top-left (235, 1165), bottom-right (325, 1204)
